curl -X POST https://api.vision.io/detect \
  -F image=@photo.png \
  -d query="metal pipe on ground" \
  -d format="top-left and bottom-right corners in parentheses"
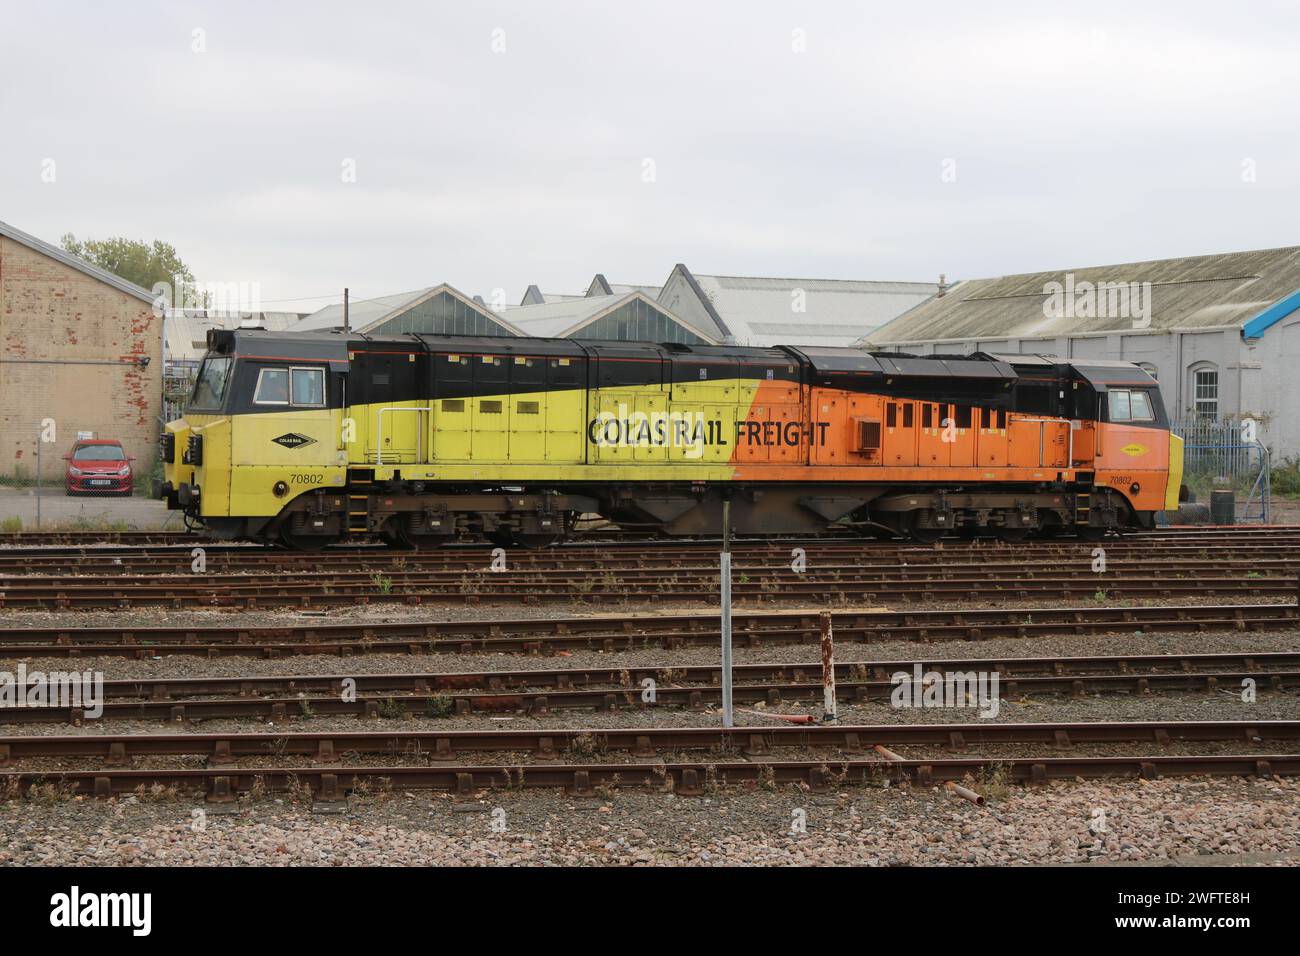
top-left (737, 708), bottom-right (815, 724)
top-left (945, 780), bottom-right (986, 806)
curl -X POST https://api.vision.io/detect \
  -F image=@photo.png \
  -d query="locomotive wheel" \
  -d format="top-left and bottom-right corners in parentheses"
top-left (908, 524), bottom-right (945, 544)
top-left (512, 532), bottom-right (564, 549)
top-left (393, 522), bottom-right (453, 550)
top-left (381, 522), bottom-right (415, 550)
top-left (278, 527), bottom-right (335, 551)
top-left (485, 530), bottom-right (517, 549)
top-left (403, 530), bottom-right (454, 549)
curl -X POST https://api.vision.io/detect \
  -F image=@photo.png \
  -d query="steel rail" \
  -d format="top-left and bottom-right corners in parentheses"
top-left (2, 651), bottom-right (1297, 724)
top-left (0, 571), bottom-right (1293, 609)
top-left (2, 524), bottom-right (1297, 558)
top-left (6, 538), bottom-right (1300, 573)
top-left (1, 603), bottom-right (1295, 658)
top-left (1, 754), bottom-right (1296, 800)
top-left (5, 554), bottom-right (1297, 581)
top-left (1, 720), bottom-right (1296, 764)
top-left (3, 670), bottom-right (1295, 725)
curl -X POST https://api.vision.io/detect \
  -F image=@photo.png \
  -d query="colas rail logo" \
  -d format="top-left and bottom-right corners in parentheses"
top-left (272, 433), bottom-right (317, 449)
top-left (1121, 443), bottom-right (1148, 457)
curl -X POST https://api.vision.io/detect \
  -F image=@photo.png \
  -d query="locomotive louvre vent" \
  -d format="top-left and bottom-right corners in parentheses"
top-left (479, 400), bottom-right (503, 414)
top-left (517, 401), bottom-right (540, 415)
top-left (854, 419), bottom-right (882, 453)
top-left (440, 399), bottom-right (465, 412)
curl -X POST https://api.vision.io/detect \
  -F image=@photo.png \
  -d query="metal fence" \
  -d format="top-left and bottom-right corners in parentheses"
top-left (1169, 417), bottom-right (1271, 523)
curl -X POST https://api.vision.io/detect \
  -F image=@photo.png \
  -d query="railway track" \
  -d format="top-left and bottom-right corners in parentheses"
top-left (2, 603), bottom-right (1295, 658)
top-left (3, 527), bottom-right (1300, 569)
top-left (2, 525), bottom-right (1295, 808)
top-left (1, 565), bottom-right (1295, 609)
top-left (2, 650), bottom-right (1296, 724)
top-left (5, 547), bottom-right (1300, 580)
top-left (5, 753), bottom-right (1296, 800)
top-left (2, 716), bottom-right (1294, 800)
top-left (2, 720), bottom-right (1294, 764)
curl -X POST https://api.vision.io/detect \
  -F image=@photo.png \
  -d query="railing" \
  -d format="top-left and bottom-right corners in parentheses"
top-left (1169, 417), bottom-right (1271, 523)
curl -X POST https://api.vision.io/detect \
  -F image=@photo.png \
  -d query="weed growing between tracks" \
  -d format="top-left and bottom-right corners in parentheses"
top-left (132, 783), bottom-right (179, 803)
top-left (976, 764), bottom-right (1011, 801)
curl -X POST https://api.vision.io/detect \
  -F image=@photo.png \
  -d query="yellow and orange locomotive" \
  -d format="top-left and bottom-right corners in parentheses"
top-left (160, 329), bottom-right (1183, 548)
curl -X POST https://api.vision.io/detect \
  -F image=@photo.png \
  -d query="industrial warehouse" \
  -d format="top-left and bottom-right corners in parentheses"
top-left (1, 0), bottom-right (1296, 925)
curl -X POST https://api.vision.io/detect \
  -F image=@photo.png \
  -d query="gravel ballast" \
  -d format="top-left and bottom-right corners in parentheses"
top-left (1, 776), bottom-right (1297, 866)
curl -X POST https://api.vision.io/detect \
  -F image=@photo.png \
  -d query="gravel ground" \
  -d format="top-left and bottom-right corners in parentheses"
top-left (2, 775), bottom-right (1297, 866)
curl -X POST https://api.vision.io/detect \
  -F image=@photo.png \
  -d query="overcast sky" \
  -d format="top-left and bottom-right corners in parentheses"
top-left (2, 0), bottom-right (1298, 313)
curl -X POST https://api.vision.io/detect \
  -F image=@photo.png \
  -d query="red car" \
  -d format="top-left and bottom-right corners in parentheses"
top-left (64, 440), bottom-right (135, 496)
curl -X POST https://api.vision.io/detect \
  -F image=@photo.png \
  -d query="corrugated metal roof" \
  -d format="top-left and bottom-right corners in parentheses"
top-left (863, 246), bottom-right (1300, 346)
top-left (586, 274), bottom-right (661, 298)
top-left (606, 283), bottom-right (660, 297)
top-left (505, 293), bottom-right (632, 338)
top-left (294, 289), bottom-right (431, 331)
top-left (506, 291), bottom-right (715, 342)
top-left (681, 271), bottom-right (940, 348)
top-left (293, 284), bottom-right (522, 336)
top-left (164, 311), bottom-right (304, 364)
top-left (0, 218), bottom-right (158, 304)
top-left (518, 284), bottom-right (585, 306)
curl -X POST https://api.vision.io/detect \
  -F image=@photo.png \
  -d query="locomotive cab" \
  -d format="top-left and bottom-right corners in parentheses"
top-left (160, 329), bottom-right (349, 540)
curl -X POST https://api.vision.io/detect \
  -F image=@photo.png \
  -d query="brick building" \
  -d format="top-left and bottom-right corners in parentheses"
top-left (0, 219), bottom-right (161, 481)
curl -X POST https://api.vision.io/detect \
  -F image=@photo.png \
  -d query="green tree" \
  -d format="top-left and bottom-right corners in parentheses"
top-left (60, 233), bottom-right (199, 296)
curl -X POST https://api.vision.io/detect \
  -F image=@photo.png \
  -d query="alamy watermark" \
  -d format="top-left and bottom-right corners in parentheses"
top-left (890, 664), bottom-right (1000, 719)
top-left (0, 664), bottom-right (104, 719)
top-left (50, 886), bottom-right (150, 936)
top-left (151, 274), bottom-right (263, 318)
top-left (1043, 273), bottom-right (1152, 329)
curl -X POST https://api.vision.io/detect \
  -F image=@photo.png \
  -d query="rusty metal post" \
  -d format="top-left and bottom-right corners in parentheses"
top-left (820, 610), bottom-right (837, 722)
top-left (720, 499), bottom-right (733, 728)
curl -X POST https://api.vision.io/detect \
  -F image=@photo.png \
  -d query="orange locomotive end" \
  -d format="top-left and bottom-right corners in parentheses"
top-left (724, 350), bottom-right (1175, 541)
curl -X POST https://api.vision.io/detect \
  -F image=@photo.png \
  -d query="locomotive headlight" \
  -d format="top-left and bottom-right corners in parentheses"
top-left (273, 481), bottom-right (289, 497)
top-left (68, 466), bottom-right (82, 476)
top-left (1130, 482), bottom-right (1141, 495)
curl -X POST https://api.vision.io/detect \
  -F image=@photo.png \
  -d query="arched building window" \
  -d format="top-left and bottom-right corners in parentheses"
top-left (1190, 363), bottom-right (1218, 419)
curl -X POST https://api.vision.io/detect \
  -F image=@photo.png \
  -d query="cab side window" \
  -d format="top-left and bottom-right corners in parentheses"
top-left (254, 368), bottom-right (290, 405)
top-left (291, 367), bottom-right (325, 406)
top-left (1128, 390), bottom-right (1154, 421)
top-left (255, 366), bottom-right (325, 407)
top-left (1107, 389), bottom-right (1154, 423)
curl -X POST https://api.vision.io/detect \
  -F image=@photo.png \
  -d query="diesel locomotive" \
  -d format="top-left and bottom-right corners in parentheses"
top-left (158, 329), bottom-right (1184, 548)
